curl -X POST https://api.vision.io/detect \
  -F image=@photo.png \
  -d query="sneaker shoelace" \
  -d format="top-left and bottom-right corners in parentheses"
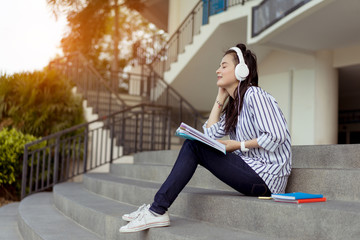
top-left (130, 208), bottom-right (158, 226)
top-left (129, 204), bottom-right (147, 217)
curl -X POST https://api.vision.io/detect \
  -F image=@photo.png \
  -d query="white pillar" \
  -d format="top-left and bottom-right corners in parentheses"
top-left (314, 50), bottom-right (338, 144)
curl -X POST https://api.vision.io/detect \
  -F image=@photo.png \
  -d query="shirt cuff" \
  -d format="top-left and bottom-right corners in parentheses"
top-left (257, 133), bottom-right (280, 152)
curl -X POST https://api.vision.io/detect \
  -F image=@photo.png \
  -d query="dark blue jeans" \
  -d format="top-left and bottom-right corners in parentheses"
top-left (150, 139), bottom-right (270, 214)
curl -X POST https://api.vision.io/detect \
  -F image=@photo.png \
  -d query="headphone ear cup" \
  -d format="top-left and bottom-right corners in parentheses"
top-left (235, 63), bottom-right (249, 81)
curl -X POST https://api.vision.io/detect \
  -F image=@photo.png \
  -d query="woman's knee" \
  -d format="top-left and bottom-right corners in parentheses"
top-left (182, 139), bottom-right (200, 151)
top-left (178, 140), bottom-right (204, 163)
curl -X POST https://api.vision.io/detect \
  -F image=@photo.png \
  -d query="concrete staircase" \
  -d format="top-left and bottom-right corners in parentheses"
top-left (1, 144), bottom-right (360, 240)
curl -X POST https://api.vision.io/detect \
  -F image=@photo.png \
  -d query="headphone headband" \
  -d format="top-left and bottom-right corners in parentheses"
top-left (229, 47), bottom-right (249, 81)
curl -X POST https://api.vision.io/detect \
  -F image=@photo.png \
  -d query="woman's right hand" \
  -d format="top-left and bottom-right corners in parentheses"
top-left (217, 87), bottom-right (229, 103)
top-left (206, 87), bottom-right (228, 128)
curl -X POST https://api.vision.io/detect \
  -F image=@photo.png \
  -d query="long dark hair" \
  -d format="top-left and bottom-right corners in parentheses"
top-left (223, 43), bottom-right (258, 133)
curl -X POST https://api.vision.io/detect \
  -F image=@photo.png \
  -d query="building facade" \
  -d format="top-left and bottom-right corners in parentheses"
top-left (139, 0), bottom-right (360, 145)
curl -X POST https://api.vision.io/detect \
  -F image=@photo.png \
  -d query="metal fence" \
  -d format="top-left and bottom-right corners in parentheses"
top-left (50, 54), bottom-right (127, 117)
top-left (150, 0), bottom-right (251, 78)
top-left (252, 0), bottom-right (312, 37)
top-left (21, 104), bottom-right (171, 199)
top-left (149, 71), bottom-right (205, 129)
top-left (22, 0), bottom-right (252, 199)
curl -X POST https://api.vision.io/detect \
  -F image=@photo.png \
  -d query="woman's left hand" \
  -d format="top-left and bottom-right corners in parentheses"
top-left (217, 140), bottom-right (240, 152)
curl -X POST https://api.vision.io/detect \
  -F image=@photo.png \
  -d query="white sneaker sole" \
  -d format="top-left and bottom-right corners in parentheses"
top-left (122, 211), bottom-right (168, 222)
top-left (122, 216), bottom-right (133, 221)
top-left (119, 220), bottom-right (170, 233)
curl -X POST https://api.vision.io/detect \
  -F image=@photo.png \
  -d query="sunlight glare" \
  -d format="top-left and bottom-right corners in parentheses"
top-left (0, 0), bottom-right (67, 74)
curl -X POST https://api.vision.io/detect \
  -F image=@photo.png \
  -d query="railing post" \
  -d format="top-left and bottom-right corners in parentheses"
top-left (109, 90), bottom-right (112, 116)
top-left (96, 78), bottom-right (100, 113)
top-left (21, 146), bottom-right (29, 199)
top-left (176, 30), bottom-right (180, 61)
top-left (83, 126), bottom-right (89, 173)
top-left (191, 11), bottom-right (195, 44)
top-left (180, 99), bottom-right (183, 122)
top-left (139, 106), bottom-right (144, 152)
top-left (121, 112), bottom-right (126, 147)
top-left (167, 108), bottom-right (172, 150)
top-left (110, 115), bottom-right (114, 163)
top-left (53, 136), bottom-right (60, 185)
top-left (166, 87), bottom-right (170, 107)
top-left (160, 108), bottom-right (167, 150)
top-left (150, 109), bottom-right (155, 150)
top-left (163, 49), bottom-right (166, 74)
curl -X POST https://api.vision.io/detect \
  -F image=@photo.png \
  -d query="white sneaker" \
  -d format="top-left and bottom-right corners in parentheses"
top-left (122, 204), bottom-right (149, 221)
top-left (119, 208), bottom-right (170, 233)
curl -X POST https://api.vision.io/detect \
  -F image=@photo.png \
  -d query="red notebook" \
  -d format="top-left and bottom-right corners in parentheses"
top-left (274, 197), bottom-right (327, 204)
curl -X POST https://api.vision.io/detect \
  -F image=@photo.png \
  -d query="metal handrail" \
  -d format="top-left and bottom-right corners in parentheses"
top-left (21, 104), bottom-right (172, 199)
top-left (105, 65), bottom-right (207, 129)
top-left (149, 68), bottom-right (207, 129)
top-left (149, 0), bottom-right (251, 77)
top-left (21, 0), bottom-right (261, 199)
top-left (339, 109), bottom-right (360, 124)
top-left (50, 53), bottom-right (127, 116)
top-left (252, 0), bottom-right (312, 37)
top-left (52, 51), bottom-right (207, 131)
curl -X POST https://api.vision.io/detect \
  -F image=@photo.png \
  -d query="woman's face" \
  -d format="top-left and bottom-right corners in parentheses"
top-left (216, 53), bottom-right (238, 89)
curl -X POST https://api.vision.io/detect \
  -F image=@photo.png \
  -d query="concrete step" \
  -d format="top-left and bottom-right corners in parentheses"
top-left (17, 193), bottom-right (101, 240)
top-left (53, 182), bottom-right (277, 240)
top-left (133, 150), bottom-right (179, 165)
top-left (83, 173), bottom-right (360, 240)
top-left (292, 144), bottom-right (360, 168)
top-left (133, 144), bottom-right (360, 168)
top-left (0, 203), bottom-right (23, 240)
top-left (110, 162), bottom-right (360, 201)
top-left (286, 167), bottom-right (360, 201)
top-left (85, 91), bottom-right (145, 107)
top-left (110, 163), bottom-right (233, 191)
top-left (130, 146), bottom-right (360, 201)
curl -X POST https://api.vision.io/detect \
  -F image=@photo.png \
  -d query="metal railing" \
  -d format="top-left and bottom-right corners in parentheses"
top-left (252, 0), bottom-right (312, 37)
top-left (52, 52), bottom-right (207, 129)
top-left (22, 0), bottom-right (259, 199)
top-left (22, 52), bottom-right (206, 199)
top-left (339, 109), bottom-right (360, 124)
top-left (50, 54), bottom-right (127, 117)
top-left (21, 104), bottom-right (171, 199)
top-left (150, 0), bottom-right (252, 78)
top-left (148, 69), bottom-right (206, 129)
top-left (98, 66), bottom-right (207, 129)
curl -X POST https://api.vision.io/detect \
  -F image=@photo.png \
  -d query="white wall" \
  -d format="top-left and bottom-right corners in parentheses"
top-left (259, 50), bottom-right (317, 145)
top-left (333, 44), bottom-right (360, 68)
top-left (314, 50), bottom-right (338, 144)
top-left (168, 0), bottom-right (198, 36)
top-left (164, 1), bottom-right (359, 145)
top-left (259, 49), bottom-right (341, 145)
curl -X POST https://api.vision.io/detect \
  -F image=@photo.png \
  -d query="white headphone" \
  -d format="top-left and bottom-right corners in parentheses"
top-left (229, 47), bottom-right (249, 82)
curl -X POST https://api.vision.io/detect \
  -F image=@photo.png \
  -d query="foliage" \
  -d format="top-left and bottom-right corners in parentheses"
top-left (0, 70), bottom-right (85, 137)
top-left (46, 0), bottom-right (167, 71)
top-left (0, 128), bottom-right (37, 185)
top-left (0, 128), bottom-right (45, 200)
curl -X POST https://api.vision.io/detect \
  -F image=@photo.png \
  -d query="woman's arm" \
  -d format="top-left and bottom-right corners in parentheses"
top-left (218, 138), bottom-right (260, 152)
top-left (206, 88), bottom-right (228, 128)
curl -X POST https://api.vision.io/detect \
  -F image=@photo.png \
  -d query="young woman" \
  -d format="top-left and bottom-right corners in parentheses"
top-left (119, 43), bottom-right (292, 233)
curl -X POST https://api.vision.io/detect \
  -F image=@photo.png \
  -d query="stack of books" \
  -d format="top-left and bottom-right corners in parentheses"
top-left (271, 192), bottom-right (327, 204)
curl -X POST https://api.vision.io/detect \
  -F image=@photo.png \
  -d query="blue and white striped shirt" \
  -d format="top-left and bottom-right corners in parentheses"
top-left (203, 86), bottom-right (292, 193)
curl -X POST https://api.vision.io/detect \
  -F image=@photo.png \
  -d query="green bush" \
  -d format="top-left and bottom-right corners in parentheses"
top-left (0, 70), bottom-right (85, 200)
top-left (0, 128), bottom-right (42, 199)
top-left (0, 70), bottom-right (85, 137)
